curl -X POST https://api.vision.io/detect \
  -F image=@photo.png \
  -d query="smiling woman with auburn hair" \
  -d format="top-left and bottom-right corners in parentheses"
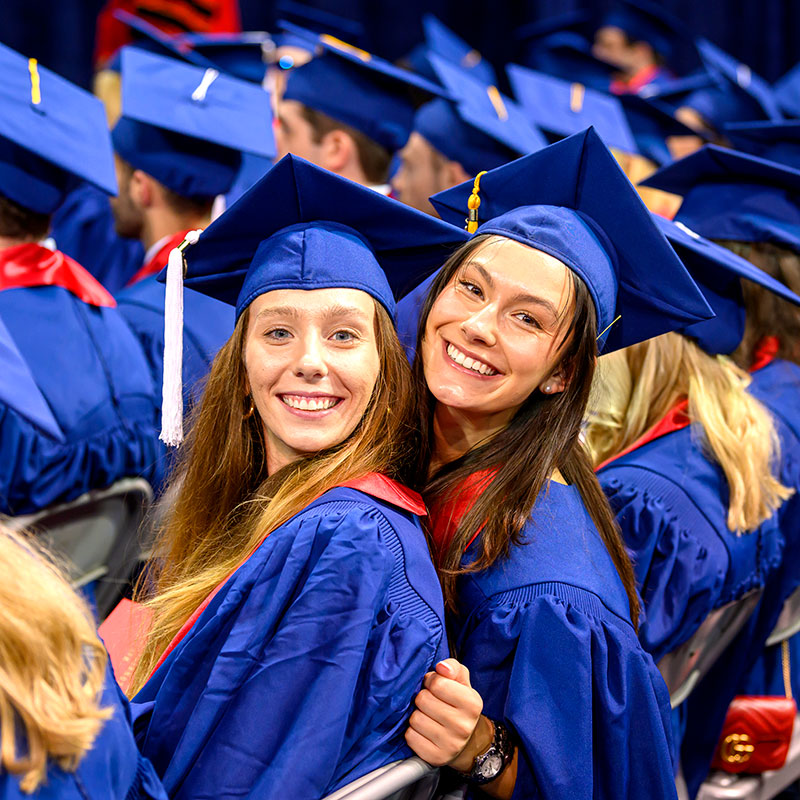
top-left (126, 156), bottom-right (469, 800)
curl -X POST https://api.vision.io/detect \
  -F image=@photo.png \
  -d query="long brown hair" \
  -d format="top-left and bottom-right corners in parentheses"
top-left (130, 299), bottom-right (416, 694)
top-left (0, 525), bottom-right (111, 793)
top-left (720, 240), bottom-right (800, 369)
top-left (411, 236), bottom-right (640, 626)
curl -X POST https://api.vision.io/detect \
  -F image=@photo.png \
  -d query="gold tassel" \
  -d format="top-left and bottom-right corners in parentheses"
top-left (570, 82), bottom-right (585, 113)
top-left (28, 58), bottom-right (41, 106)
top-left (466, 170), bottom-right (488, 233)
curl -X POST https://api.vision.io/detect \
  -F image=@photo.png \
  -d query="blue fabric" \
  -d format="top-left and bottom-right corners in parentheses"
top-left (451, 481), bottom-right (676, 799)
top-left (174, 31), bottom-right (271, 83)
top-left (0, 284), bottom-right (162, 514)
top-left (132, 486), bottom-right (447, 799)
top-left (725, 120), bottom-right (800, 171)
top-left (601, 0), bottom-right (683, 62)
top-left (421, 14), bottom-right (496, 86)
top-left (50, 183), bottom-right (144, 293)
top-left (521, 32), bottom-right (615, 92)
top-left (430, 129), bottom-right (713, 353)
top-left (620, 95), bottom-right (699, 166)
top-left (116, 276), bottom-right (234, 410)
top-left (0, 665), bottom-right (167, 800)
top-left (0, 42), bottom-right (116, 213)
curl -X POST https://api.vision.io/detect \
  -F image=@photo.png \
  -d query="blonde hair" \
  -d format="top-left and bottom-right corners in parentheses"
top-left (586, 332), bottom-right (793, 533)
top-left (0, 525), bottom-right (111, 793)
top-left (130, 302), bottom-right (417, 694)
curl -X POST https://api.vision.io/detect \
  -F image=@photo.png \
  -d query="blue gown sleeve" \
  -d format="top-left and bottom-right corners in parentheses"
top-left (458, 588), bottom-right (677, 800)
top-left (601, 471), bottom-right (727, 661)
top-left (136, 505), bottom-right (442, 800)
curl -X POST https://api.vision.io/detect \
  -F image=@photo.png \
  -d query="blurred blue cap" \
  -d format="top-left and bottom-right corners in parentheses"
top-left (275, 0), bottom-right (366, 47)
top-left (775, 61), bottom-right (800, 119)
top-left (600, 0), bottom-right (683, 62)
top-left (641, 144), bottom-right (800, 254)
top-left (429, 128), bottom-right (713, 352)
top-left (421, 14), bottom-right (496, 86)
top-left (282, 23), bottom-right (447, 151)
top-left (654, 214), bottom-right (800, 354)
top-left (725, 120), bottom-right (800, 170)
top-left (522, 32), bottom-right (616, 92)
top-left (0, 42), bottom-right (116, 213)
top-left (507, 64), bottom-right (638, 153)
top-left (111, 47), bottom-right (275, 198)
top-left (176, 155), bottom-right (470, 320)
top-left (178, 31), bottom-right (272, 83)
top-left (516, 10), bottom-right (595, 45)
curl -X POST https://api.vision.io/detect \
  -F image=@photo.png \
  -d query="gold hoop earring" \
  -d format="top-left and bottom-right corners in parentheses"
top-left (243, 397), bottom-right (255, 420)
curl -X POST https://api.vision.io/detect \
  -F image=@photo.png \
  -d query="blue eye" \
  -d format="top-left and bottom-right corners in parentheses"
top-left (266, 328), bottom-right (291, 340)
top-left (331, 330), bottom-right (356, 342)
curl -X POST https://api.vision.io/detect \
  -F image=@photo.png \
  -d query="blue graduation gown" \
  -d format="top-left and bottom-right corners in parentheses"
top-left (450, 481), bottom-right (676, 799)
top-left (116, 276), bottom-right (235, 409)
top-left (131, 484), bottom-right (448, 799)
top-left (50, 183), bottom-right (144, 293)
top-left (0, 665), bottom-right (167, 800)
top-left (0, 285), bottom-right (163, 515)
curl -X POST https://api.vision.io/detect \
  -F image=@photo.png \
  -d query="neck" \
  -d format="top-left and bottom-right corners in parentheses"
top-left (0, 234), bottom-right (38, 251)
top-left (142, 208), bottom-right (211, 252)
top-left (334, 161), bottom-right (373, 188)
top-left (430, 402), bottom-right (514, 476)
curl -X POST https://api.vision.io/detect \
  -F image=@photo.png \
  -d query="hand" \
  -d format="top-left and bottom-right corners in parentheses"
top-left (405, 658), bottom-right (491, 772)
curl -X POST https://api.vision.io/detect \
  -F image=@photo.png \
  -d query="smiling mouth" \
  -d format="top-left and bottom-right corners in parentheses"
top-left (444, 341), bottom-right (499, 376)
top-left (279, 394), bottom-right (342, 411)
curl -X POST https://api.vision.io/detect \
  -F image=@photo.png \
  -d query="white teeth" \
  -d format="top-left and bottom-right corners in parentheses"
top-left (446, 343), bottom-right (497, 376)
top-left (281, 395), bottom-right (338, 411)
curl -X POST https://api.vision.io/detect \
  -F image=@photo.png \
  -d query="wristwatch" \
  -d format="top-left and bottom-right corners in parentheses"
top-left (460, 719), bottom-right (515, 786)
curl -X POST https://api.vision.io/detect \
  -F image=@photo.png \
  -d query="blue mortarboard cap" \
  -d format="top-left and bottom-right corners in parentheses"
top-left (0, 314), bottom-right (64, 440)
top-left (523, 32), bottom-right (616, 92)
top-left (620, 94), bottom-right (703, 164)
top-left (0, 43), bottom-right (116, 213)
top-left (281, 24), bottom-right (446, 151)
top-left (600, 0), bottom-right (683, 62)
top-left (638, 70), bottom-right (718, 105)
top-left (683, 39), bottom-right (783, 128)
top-left (105, 10), bottom-right (216, 72)
top-left (421, 15), bottom-right (497, 86)
top-left (775, 62), bottom-right (800, 119)
top-left (111, 47), bottom-right (275, 198)
top-left (429, 128), bottom-right (713, 353)
top-left (654, 214), bottom-right (800, 353)
top-left (178, 155), bottom-right (470, 320)
top-left (641, 144), bottom-right (800, 254)
top-left (515, 11), bottom-right (595, 45)
top-left (507, 64), bottom-right (638, 154)
top-left (275, 0), bottom-right (366, 47)
top-left (178, 31), bottom-right (272, 83)
top-left (725, 120), bottom-right (800, 170)
top-left (422, 55), bottom-right (547, 167)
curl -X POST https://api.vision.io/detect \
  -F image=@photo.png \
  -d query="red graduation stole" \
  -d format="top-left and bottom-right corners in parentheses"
top-left (0, 243), bottom-right (116, 307)
top-left (125, 230), bottom-right (188, 287)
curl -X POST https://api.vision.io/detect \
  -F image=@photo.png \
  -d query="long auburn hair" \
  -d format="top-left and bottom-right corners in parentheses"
top-left (0, 525), bottom-right (111, 793)
top-left (720, 240), bottom-right (800, 369)
top-left (412, 235), bottom-right (640, 626)
top-left (586, 332), bottom-right (792, 532)
top-left (130, 300), bottom-right (416, 694)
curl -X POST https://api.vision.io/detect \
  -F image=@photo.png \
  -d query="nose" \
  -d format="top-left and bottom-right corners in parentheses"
top-left (294, 333), bottom-right (328, 380)
top-left (460, 304), bottom-right (497, 348)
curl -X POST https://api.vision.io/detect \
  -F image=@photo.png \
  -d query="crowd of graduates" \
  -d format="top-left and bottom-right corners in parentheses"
top-left (2, 1), bottom-right (800, 799)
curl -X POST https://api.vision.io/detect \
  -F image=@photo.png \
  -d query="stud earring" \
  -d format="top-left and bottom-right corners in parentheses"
top-left (543, 385), bottom-right (552, 394)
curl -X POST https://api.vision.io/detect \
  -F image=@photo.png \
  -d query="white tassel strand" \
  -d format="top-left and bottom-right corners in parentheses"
top-left (160, 229), bottom-right (202, 447)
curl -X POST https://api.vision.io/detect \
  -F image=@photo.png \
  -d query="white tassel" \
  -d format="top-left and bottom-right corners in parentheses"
top-left (160, 229), bottom-right (202, 447)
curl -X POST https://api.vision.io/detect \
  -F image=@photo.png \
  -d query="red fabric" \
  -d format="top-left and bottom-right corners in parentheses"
top-left (711, 695), bottom-right (796, 773)
top-left (750, 336), bottom-right (780, 373)
top-left (126, 230), bottom-right (188, 287)
top-left (0, 243), bottom-right (116, 307)
top-left (595, 399), bottom-right (691, 472)
top-left (149, 473), bottom-right (426, 678)
top-left (98, 597), bottom-right (154, 693)
top-left (94, 0), bottom-right (241, 67)
top-left (610, 64), bottom-right (661, 95)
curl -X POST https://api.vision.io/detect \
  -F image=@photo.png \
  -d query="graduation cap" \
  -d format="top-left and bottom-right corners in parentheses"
top-left (724, 120), bottom-right (800, 170)
top-left (774, 62), bottom-right (800, 119)
top-left (0, 42), bottom-right (117, 214)
top-left (178, 31), bottom-right (273, 84)
top-left (157, 155), bottom-right (470, 444)
top-left (111, 47), bottom-right (276, 199)
top-left (515, 10), bottom-right (595, 46)
top-left (620, 94), bottom-right (705, 165)
top-left (507, 64), bottom-right (638, 154)
top-left (415, 55), bottom-right (546, 172)
top-left (522, 32), bottom-right (617, 92)
top-left (654, 214), bottom-right (800, 354)
top-left (275, 0), bottom-right (366, 48)
top-left (281, 23), bottom-right (447, 151)
top-left (420, 15), bottom-right (497, 87)
top-left (683, 39), bottom-right (783, 129)
top-left (638, 71), bottom-right (718, 105)
top-left (429, 127), bottom-right (713, 353)
top-left (0, 313), bottom-right (64, 440)
top-left (641, 144), bottom-right (800, 254)
top-left (600, 0), bottom-right (683, 62)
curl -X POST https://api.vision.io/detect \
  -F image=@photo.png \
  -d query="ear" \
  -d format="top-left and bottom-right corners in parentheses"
top-left (538, 364), bottom-right (569, 396)
top-left (319, 129), bottom-right (355, 173)
top-left (444, 159), bottom-right (472, 189)
top-left (129, 169), bottom-right (154, 209)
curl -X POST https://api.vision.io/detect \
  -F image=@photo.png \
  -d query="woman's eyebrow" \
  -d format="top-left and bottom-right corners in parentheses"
top-left (255, 305), bottom-right (299, 320)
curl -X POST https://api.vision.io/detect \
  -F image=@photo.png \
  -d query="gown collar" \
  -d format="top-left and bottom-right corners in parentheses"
top-left (126, 230), bottom-right (188, 287)
top-left (750, 335), bottom-right (779, 372)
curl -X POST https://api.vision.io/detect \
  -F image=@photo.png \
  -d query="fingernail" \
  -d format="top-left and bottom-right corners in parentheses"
top-left (437, 660), bottom-right (453, 677)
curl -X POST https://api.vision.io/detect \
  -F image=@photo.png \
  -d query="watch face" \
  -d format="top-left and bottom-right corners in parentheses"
top-left (477, 752), bottom-right (503, 779)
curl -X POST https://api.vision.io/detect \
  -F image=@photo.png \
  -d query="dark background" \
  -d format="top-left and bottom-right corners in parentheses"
top-left (2, 0), bottom-right (797, 90)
